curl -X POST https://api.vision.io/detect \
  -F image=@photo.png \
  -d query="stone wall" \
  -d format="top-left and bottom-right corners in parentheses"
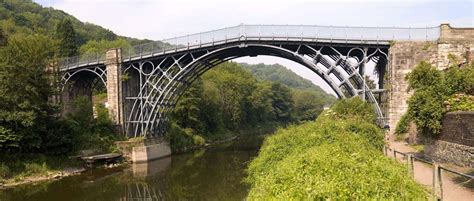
top-left (437, 24), bottom-right (474, 69)
top-left (388, 24), bottom-right (474, 136)
top-left (388, 41), bottom-right (437, 135)
top-left (425, 112), bottom-right (474, 167)
top-left (425, 140), bottom-right (474, 168)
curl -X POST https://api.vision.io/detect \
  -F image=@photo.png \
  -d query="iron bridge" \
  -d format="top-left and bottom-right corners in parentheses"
top-left (58, 24), bottom-right (441, 137)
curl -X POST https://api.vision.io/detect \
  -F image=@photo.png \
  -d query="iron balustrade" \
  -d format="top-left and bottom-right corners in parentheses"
top-left (58, 24), bottom-right (441, 70)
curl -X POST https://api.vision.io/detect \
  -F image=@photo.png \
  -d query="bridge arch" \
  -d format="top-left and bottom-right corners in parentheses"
top-left (123, 42), bottom-right (388, 137)
top-left (60, 66), bottom-right (107, 117)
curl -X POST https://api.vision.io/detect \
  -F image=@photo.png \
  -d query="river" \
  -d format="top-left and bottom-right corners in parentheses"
top-left (0, 136), bottom-right (263, 201)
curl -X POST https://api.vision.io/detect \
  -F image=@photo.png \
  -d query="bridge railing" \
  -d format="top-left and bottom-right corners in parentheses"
top-left (60, 24), bottom-right (441, 69)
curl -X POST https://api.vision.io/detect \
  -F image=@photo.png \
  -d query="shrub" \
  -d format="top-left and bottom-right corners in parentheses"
top-left (193, 135), bottom-right (206, 146)
top-left (0, 163), bottom-right (10, 180)
top-left (403, 61), bottom-right (474, 136)
top-left (395, 113), bottom-right (410, 135)
top-left (446, 94), bottom-right (474, 112)
top-left (246, 98), bottom-right (427, 200)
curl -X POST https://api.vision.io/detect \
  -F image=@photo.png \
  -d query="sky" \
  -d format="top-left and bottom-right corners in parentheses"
top-left (35, 0), bottom-right (473, 95)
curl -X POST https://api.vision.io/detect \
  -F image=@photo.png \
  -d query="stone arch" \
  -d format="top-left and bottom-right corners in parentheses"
top-left (60, 67), bottom-right (107, 117)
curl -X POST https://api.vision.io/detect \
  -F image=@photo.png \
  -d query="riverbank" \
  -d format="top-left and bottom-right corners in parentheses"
top-left (0, 155), bottom-right (83, 189)
top-left (0, 133), bottom-right (252, 189)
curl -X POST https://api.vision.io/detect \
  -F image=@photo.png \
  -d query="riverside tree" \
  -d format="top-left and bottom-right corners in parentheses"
top-left (0, 34), bottom-right (57, 152)
top-left (55, 19), bottom-right (78, 57)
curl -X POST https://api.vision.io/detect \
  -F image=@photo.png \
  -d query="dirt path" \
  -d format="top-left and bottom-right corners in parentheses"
top-left (388, 141), bottom-right (473, 201)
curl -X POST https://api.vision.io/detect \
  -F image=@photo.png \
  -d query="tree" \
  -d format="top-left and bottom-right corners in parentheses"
top-left (292, 90), bottom-right (325, 122)
top-left (55, 19), bottom-right (78, 57)
top-left (0, 34), bottom-right (57, 152)
top-left (172, 78), bottom-right (205, 133)
top-left (270, 83), bottom-right (293, 122)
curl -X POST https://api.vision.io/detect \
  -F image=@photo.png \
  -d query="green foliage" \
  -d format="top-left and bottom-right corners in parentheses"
top-left (331, 97), bottom-right (377, 123)
top-left (167, 62), bottom-right (337, 150)
top-left (55, 19), bottom-right (78, 57)
top-left (0, 0), bottom-right (118, 45)
top-left (395, 113), bottom-right (410, 135)
top-left (446, 94), bottom-right (474, 111)
top-left (79, 38), bottom-right (131, 55)
top-left (246, 98), bottom-right (427, 200)
top-left (407, 89), bottom-right (444, 134)
top-left (0, 34), bottom-right (57, 152)
top-left (406, 61), bottom-right (443, 92)
top-left (402, 61), bottom-right (474, 136)
top-left (0, 27), bottom-right (6, 46)
top-left (65, 96), bottom-right (117, 152)
top-left (166, 122), bottom-right (200, 152)
top-left (0, 154), bottom-right (82, 183)
top-left (270, 83), bottom-right (293, 122)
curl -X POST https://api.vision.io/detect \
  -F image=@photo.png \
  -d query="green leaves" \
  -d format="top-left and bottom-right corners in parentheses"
top-left (55, 19), bottom-right (78, 57)
top-left (400, 61), bottom-right (474, 136)
top-left (168, 61), bottom-right (336, 150)
top-left (0, 34), bottom-right (57, 153)
top-left (246, 98), bottom-right (426, 200)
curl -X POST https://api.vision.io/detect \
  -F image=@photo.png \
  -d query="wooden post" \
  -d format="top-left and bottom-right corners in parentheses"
top-left (407, 154), bottom-right (414, 178)
top-left (432, 163), bottom-right (443, 200)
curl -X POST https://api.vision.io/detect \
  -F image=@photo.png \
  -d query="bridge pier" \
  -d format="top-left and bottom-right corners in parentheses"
top-left (105, 48), bottom-right (125, 134)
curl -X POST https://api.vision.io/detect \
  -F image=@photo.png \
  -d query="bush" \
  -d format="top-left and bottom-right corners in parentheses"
top-left (446, 94), bottom-right (474, 111)
top-left (395, 113), bottom-right (410, 135)
top-left (193, 135), bottom-right (206, 146)
top-left (246, 98), bottom-right (427, 200)
top-left (403, 61), bottom-right (474, 136)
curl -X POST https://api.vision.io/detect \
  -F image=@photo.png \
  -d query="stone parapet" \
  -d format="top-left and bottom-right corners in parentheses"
top-left (439, 24), bottom-right (474, 43)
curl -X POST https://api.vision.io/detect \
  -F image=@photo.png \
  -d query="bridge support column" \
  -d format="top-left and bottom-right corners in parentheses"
top-left (106, 48), bottom-right (124, 134)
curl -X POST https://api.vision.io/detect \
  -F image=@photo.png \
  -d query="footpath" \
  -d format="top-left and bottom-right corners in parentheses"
top-left (388, 140), bottom-right (473, 201)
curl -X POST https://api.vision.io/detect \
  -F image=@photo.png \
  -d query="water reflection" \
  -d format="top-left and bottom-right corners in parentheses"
top-left (0, 137), bottom-right (263, 201)
top-left (132, 157), bottom-right (172, 178)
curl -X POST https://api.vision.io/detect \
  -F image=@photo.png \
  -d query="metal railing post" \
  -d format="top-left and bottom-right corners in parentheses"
top-left (409, 27), bottom-right (412, 41)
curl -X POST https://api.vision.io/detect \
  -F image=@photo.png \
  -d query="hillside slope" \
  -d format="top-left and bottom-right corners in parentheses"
top-left (0, 0), bottom-right (145, 46)
top-left (240, 63), bottom-right (336, 99)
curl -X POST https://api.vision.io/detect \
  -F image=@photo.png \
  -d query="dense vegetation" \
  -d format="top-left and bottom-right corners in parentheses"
top-left (0, 0), bottom-right (146, 47)
top-left (395, 61), bottom-right (474, 136)
top-left (167, 62), bottom-right (336, 151)
top-left (0, 0), bottom-right (130, 182)
top-left (246, 98), bottom-right (428, 199)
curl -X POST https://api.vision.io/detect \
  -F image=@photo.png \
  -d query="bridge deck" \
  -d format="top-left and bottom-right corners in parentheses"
top-left (58, 24), bottom-right (440, 71)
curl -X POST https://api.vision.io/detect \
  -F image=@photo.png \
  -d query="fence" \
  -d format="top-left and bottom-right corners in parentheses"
top-left (384, 146), bottom-right (473, 200)
top-left (59, 24), bottom-right (441, 70)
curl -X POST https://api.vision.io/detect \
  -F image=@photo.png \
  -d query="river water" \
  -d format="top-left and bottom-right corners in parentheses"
top-left (0, 137), bottom-right (263, 201)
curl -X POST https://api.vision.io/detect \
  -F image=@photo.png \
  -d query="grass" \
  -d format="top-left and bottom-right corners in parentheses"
top-left (245, 98), bottom-right (428, 200)
top-left (0, 154), bottom-right (83, 185)
top-left (409, 144), bottom-right (425, 153)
